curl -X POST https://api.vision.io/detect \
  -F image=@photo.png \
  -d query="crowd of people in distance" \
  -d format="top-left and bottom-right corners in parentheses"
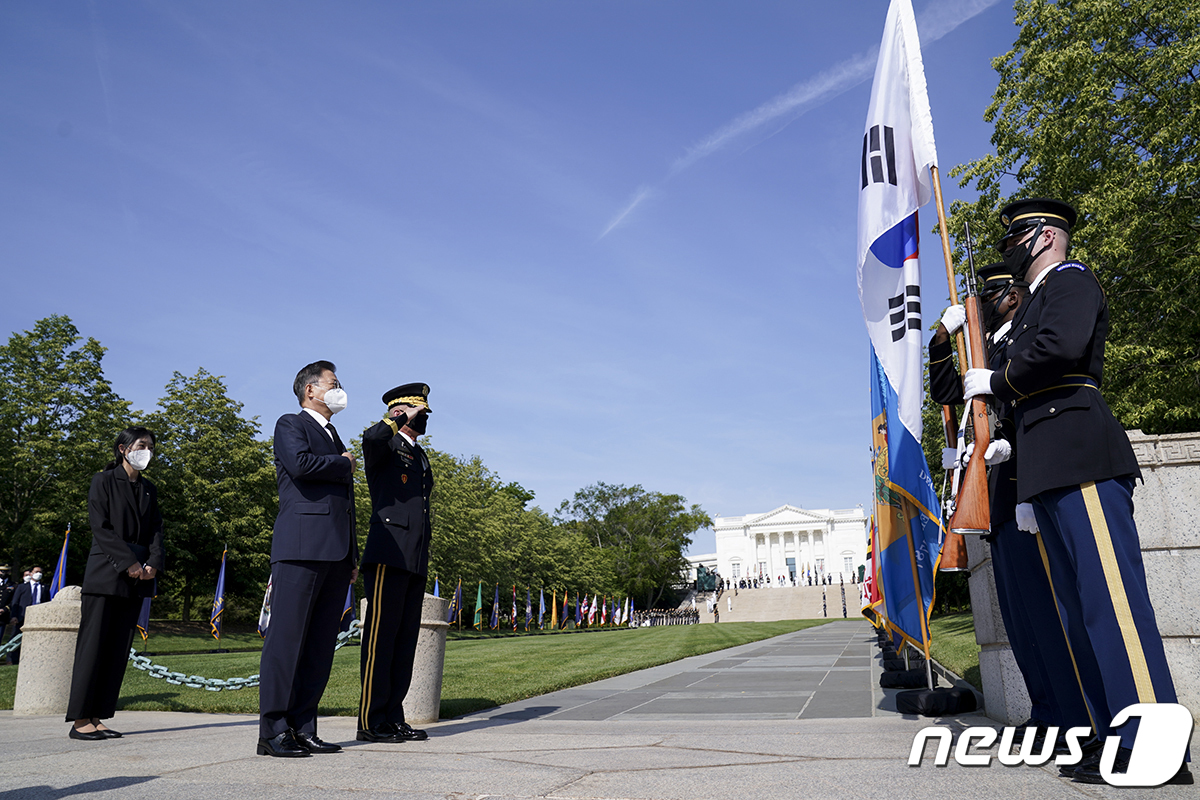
top-left (630, 609), bottom-right (699, 627)
top-left (726, 573), bottom-right (857, 591)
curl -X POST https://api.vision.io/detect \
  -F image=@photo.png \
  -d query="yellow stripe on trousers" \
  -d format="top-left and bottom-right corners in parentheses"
top-left (1080, 482), bottom-right (1156, 703)
top-left (1035, 531), bottom-right (1097, 733)
top-left (359, 564), bottom-right (387, 726)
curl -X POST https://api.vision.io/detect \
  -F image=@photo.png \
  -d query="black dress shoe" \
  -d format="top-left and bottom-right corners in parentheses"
top-left (357, 726), bottom-right (400, 743)
top-left (1056, 736), bottom-right (1104, 775)
top-left (257, 730), bottom-right (311, 757)
top-left (68, 727), bottom-right (106, 741)
top-left (294, 731), bottom-right (341, 753)
top-left (97, 728), bottom-right (123, 739)
top-left (388, 722), bottom-right (428, 741)
top-left (1071, 747), bottom-right (1194, 786)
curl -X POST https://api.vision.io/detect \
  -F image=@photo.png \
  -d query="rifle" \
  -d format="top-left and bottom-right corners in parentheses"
top-left (947, 221), bottom-right (992, 535)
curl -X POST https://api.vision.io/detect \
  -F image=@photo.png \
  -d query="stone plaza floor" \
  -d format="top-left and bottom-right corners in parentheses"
top-left (1, 619), bottom-right (1193, 799)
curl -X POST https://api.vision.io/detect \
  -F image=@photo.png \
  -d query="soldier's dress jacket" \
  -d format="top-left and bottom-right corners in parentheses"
top-left (986, 261), bottom-right (1139, 502)
top-left (362, 419), bottom-right (433, 574)
top-left (929, 333), bottom-right (1016, 525)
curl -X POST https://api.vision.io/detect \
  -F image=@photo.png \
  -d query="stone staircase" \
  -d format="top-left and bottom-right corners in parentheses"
top-left (697, 584), bottom-right (860, 623)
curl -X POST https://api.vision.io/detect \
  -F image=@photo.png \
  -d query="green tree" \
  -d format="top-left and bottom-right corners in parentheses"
top-left (0, 316), bottom-right (129, 573)
top-left (554, 482), bottom-right (711, 609)
top-left (141, 369), bottom-right (276, 622)
top-left (948, 0), bottom-right (1200, 433)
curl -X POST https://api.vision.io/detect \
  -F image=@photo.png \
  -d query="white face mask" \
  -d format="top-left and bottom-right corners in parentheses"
top-left (126, 449), bottom-right (153, 471)
top-left (322, 387), bottom-right (348, 415)
top-left (31, 572), bottom-right (42, 582)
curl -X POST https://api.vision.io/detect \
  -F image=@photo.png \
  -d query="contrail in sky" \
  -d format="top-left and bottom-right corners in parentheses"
top-left (599, 0), bottom-right (1002, 238)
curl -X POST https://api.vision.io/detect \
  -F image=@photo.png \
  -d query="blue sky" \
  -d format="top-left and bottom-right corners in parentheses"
top-left (1, 1), bottom-right (1018, 554)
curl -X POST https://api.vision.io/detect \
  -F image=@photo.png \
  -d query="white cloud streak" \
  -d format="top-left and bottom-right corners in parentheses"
top-left (599, 0), bottom-right (1002, 238)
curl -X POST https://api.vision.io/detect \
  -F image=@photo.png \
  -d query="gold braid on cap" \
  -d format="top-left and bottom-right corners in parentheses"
top-left (1008, 211), bottom-right (1069, 226)
top-left (387, 396), bottom-right (430, 410)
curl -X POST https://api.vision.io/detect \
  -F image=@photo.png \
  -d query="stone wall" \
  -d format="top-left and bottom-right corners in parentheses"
top-left (971, 429), bottom-right (1200, 725)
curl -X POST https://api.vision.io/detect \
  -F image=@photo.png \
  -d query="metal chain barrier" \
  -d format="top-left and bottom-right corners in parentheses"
top-left (126, 619), bottom-right (361, 692)
top-left (0, 632), bottom-right (21, 659)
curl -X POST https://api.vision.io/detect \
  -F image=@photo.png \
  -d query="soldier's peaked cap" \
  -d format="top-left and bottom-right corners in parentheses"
top-left (976, 262), bottom-right (1021, 295)
top-left (383, 383), bottom-right (431, 411)
top-left (996, 198), bottom-right (1077, 249)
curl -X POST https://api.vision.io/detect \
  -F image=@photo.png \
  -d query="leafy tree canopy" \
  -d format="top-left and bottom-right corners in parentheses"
top-left (947, 0), bottom-right (1200, 433)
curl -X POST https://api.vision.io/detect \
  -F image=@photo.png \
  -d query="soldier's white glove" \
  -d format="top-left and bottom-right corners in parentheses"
top-left (963, 439), bottom-right (1013, 466)
top-left (963, 368), bottom-right (995, 400)
top-left (1015, 503), bottom-right (1039, 534)
top-left (941, 447), bottom-right (958, 470)
top-left (939, 304), bottom-right (967, 335)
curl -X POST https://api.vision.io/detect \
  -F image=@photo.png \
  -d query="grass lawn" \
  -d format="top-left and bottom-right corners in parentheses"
top-left (0, 619), bottom-right (828, 719)
top-left (928, 612), bottom-right (981, 690)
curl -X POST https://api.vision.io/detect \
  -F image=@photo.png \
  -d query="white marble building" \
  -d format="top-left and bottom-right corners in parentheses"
top-left (688, 505), bottom-right (870, 585)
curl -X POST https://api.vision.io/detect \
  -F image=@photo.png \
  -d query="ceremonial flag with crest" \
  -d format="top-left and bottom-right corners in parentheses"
top-left (574, 592), bottom-right (581, 627)
top-left (857, 0), bottom-right (945, 654)
top-left (137, 596), bottom-right (152, 641)
top-left (257, 576), bottom-right (272, 638)
top-left (448, 579), bottom-right (462, 624)
top-left (210, 547), bottom-right (227, 640)
top-left (490, 584), bottom-right (500, 630)
top-left (49, 524), bottom-right (71, 599)
top-left (474, 582), bottom-right (484, 629)
top-left (538, 587), bottom-right (546, 629)
top-left (525, 588), bottom-right (533, 631)
top-left (340, 584), bottom-right (356, 632)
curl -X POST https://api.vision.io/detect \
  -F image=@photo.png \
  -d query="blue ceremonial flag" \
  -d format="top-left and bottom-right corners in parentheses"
top-left (210, 548), bottom-right (228, 640)
top-left (340, 584), bottom-right (356, 632)
top-left (574, 592), bottom-right (581, 627)
top-left (137, 596), bottom-right (152, 641)
top-left (433, 576), bottom-right (440, 598)
top-left (49, 523), bottom-right (71, 599)
top-left (525, 588), bottom-right (532, 632)
top-left (538, 587), bottom-right (545, 629)
top-left (448, 579), bottom-right (462, 624)
top-left (490, 584), bottom-right (499, 630)
top-left (857, 0), bottom-right (944, 657)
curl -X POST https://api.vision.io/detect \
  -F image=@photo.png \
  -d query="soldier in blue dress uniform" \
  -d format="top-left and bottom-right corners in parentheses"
top-left (963, 198), bottom-right (1189, 785)
top-left (931, 263), bottom-right (1097, 748)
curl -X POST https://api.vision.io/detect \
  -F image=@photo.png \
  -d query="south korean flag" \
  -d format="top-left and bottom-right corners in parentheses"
top-left (856, 0), bottom-right (938, 442)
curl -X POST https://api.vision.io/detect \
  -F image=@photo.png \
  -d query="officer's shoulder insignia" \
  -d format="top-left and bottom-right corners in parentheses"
top-left (1056, 261), bottom-right (1087, 272)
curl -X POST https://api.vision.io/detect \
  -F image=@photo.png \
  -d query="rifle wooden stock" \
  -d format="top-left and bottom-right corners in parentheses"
top-left (948, 295), bottom-right (992, 535)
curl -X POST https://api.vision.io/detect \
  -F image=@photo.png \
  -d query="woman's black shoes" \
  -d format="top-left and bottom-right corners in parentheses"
top-left (68, 727), bottom-right (107, 741)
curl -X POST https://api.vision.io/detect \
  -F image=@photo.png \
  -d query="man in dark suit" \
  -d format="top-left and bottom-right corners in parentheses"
top-left (8, 565), bottom-right (50, 665)
top-left (964, 199), bottom-right (1189, 786)
top-left (258, 361), bottom-right (359, 758)
top-left (357, 383), bottom-right (434, 743)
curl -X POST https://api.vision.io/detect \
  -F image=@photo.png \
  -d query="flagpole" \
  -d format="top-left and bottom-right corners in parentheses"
top-left (929, 167), bottom-right (970, 572)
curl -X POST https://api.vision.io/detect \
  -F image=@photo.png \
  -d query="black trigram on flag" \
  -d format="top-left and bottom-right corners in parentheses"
top-left (889, 285), bottom-right (920, 342)
top-left (861, 125), bottom-right (897, 189)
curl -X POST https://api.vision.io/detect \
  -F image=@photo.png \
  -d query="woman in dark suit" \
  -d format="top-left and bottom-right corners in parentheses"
top-left (66, 427), bottom-right (165, 740)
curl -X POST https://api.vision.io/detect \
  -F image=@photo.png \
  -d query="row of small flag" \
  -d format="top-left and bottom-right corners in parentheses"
top-left (438, 578), bottom-right (635, 630)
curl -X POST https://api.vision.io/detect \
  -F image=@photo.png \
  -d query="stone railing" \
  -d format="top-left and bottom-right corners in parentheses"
top-left (970, 429), bottom-right (1200, 724)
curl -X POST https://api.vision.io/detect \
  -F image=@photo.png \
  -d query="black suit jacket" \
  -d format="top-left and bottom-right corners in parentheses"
top-left (11, 581), bottom-right (51, 625)
top-left (362, 419), bottom-right (433, 575)
top-left (988, 261), bottom-right (1139, 500)
top-left (83, 468), bottom-right (166, 598)
top-left (272, 411), bottom-right (358, 564)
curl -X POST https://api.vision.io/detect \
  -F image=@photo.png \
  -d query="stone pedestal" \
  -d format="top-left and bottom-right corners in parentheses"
top-left (970, 429), bottom-right (1200, 726)
top-left (13, 585), bottom-right (82, 715)
top-left (402, 593), bottom-right (450, 725)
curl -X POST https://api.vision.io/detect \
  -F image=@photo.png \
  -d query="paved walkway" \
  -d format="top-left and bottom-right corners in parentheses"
top-left (0, 620), bottom-right (1192, 799)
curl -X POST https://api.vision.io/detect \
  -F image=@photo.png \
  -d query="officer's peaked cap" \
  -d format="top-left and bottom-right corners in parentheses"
top-left (996, 198), bottom-right (1077, 250)
top-left (383, 383), bottom-right (431, 411)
